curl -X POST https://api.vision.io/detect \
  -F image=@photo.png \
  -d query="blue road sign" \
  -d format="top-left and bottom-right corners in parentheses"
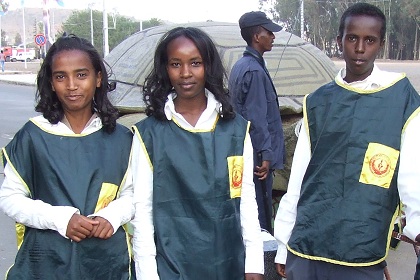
top-left (35, 34), bottom-right (46, 46)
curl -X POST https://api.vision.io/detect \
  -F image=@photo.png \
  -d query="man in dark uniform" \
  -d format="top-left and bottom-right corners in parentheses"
top-left (228, 11), bottom-right (285, 232)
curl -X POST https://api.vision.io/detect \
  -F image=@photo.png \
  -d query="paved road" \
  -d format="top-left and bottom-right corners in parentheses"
top-left (0, 83), bottom-right (37, 277)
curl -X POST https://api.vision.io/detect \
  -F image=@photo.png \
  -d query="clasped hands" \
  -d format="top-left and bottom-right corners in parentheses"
top-left (66, 213), bottom-right (114, 242)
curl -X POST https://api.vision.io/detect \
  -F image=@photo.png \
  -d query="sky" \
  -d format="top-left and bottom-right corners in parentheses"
top-left (7, 0), bottom-right (262, 23)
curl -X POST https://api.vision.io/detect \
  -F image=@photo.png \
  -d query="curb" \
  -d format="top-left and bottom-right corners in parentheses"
top-left (0, 79), bottom-right (36, 86)
top-left (0, 72), bottom-right (37, 86)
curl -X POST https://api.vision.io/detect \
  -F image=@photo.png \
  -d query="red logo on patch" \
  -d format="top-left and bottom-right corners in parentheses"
top-left (232, 164), bottom-right (243, 188)
top-left (369, 153), bottom-right (391, 177)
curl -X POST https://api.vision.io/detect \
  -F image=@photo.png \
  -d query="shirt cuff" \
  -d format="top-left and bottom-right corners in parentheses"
top-left (89, 208), bottom-right (124, 235)
top-left (260, 150), bottom-right (273, 163)
top-left (88, 193), bottom-right (134, 234)
top-left (403, 220), bottom-right (420, 242)
top-left (87, 212), bottom-right (120, 235)
top-left (134, 256), bottom-right (160, 280)
top-left (245, 245), bottom-right (264, 274)
top-left (55, 207), bottom-right (80, 238)
top-left (274, 244), bottom-right (288, 264)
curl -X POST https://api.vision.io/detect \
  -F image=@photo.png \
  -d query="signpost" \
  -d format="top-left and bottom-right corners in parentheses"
top-left (34, 34), bottom-right (46, 46)
top-left (34, 34), bottom-right (46, 59)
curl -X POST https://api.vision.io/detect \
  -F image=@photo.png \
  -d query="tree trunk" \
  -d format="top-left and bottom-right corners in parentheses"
top-left (383, 0), bottom-right (392, 59)
top-left (414, 26), bottom-right (418, 60)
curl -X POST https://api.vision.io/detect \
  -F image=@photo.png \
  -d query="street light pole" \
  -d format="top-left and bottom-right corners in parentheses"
top-left (22, 6), bottom-right (27, 69)
top-left (89, 3), bottom-right (94, 46)
top-left (0, 16), bottom-right (2, 49)
top-left (0, 16), bottom-right (3, 50)
top-left (102, 0), bottom-right (109, 57)
top-left (300, 0), bottom-right (304, 39)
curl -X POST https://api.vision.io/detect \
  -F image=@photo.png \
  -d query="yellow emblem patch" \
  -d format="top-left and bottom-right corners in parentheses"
top-left (94, 183), bottom-right (118, 213)
top-left (359, 143), bottom-right (399, 188)
top-left (227, 156), bottom-right (243, 198)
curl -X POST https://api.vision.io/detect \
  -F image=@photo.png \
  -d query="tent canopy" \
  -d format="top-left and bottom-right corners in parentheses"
top-left (106, 21), bottom-right (338, 116)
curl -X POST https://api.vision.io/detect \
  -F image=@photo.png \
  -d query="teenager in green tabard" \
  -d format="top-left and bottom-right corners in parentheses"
top-left (274, 3), bottom-right (420, 280)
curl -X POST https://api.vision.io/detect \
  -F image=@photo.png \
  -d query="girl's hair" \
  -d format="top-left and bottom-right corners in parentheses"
top-left (339, 2), bottom-right (386, 40)
top-left (143, 26), bottom-right (235, 121)
top-left (35, 34), bottom-right (119, 133)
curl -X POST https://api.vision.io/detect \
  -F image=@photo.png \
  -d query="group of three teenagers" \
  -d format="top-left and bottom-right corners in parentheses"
top-left (2, 2), bottom-right (420, 280)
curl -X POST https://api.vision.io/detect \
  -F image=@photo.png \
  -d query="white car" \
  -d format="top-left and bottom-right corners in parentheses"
top-left (11, 53), bottom-right (35, 62)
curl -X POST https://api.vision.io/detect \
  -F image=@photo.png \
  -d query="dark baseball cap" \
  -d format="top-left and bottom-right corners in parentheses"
top-left (239, 11), bottom-right (282, 32)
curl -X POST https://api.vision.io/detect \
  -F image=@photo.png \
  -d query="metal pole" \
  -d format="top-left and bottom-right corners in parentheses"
top-left (22, 6), bottom-right (27, 69)
top-left (51, 9), bottom-right (54, 42)
top-left (42, 0), bottom-right (51, 52)
top-left (102, 0), bottom-right (109, 57)
top-left (300, 0), bottom-right (304, 39)
top-left (90, 6), bottom-right (94, 46)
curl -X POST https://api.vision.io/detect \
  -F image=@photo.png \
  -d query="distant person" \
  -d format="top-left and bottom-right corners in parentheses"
top-left (0, 34), bottom-right (135, 279)
top-left (131, 26), bottom-right (264, 280)
top-left (0, 50), bottom-right (5, 72)
top-left (228, 11), bottom-right (285, 233)
top-left (273, 3), bottom-right (420, 279)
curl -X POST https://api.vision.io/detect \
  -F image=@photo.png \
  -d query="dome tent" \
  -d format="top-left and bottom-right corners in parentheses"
top-left (105, 21), bottom-right (337, 116)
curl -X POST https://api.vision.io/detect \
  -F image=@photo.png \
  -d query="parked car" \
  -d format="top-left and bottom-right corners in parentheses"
top-left (10, 50), bottom-right (36, 62)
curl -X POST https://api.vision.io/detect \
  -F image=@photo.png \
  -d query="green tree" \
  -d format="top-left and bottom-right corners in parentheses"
top-left (272, 0), bottom-right (341, 56)
top-left (32, 18), bottom-right (38, 36)
top-left (0, 0), bottom-right (9, 46)
top-left (107, 15), bottom-right (141, 51)
top-left (400, 0), bottom-right (420, 59)
top-left (60, 9), bottom-right (162, 56)
top-left (14, 33), bottom-right (22, 46)
top-left (0, 0), bottom-right (9, 14)
top-left (1, 30), bottom-right (6, 46)
top-left (304, 0), bottom-right (339, 56)
top-left (141, 18), bottom-right (162, 30)
top-left (264, 0), bottom-right (300, 32)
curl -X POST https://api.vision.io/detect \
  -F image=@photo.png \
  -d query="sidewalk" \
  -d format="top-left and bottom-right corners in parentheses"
top-left (0, 71), bottom-right (37, 86)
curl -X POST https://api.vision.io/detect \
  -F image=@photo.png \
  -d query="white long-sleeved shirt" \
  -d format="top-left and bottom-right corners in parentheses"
top-left (0, 115), bottom-right (134, 239)
top-left (274, 66), bottom-right (420, 264)
top-left (131, 91), bottom-right (264, 279)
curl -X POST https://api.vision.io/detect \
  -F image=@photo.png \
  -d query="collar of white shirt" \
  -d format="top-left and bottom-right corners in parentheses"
top-left (336, 64), bottom-right (402, 90)
top-left (163, 89), bottom-right (222, 130)
top-left (31, 113), bottom-right (102, 135)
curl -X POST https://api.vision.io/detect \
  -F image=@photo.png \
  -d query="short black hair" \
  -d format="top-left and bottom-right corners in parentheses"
top-left (339, 2), bottom-right (386, 40)
top-left (240, 25), bottom-right (263, 46)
